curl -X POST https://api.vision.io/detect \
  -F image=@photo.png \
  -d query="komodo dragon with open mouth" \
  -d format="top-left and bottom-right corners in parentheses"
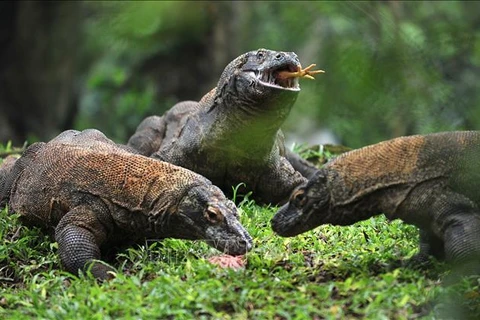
top-left (0, 129), bottom-right (252, 279)
top-left (128, 48), bottom-right (324, 205)
top-left (272, 131), bottom-right (480, 276)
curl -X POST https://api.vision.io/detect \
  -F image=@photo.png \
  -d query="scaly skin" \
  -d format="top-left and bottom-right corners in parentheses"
top-left (0, 129), bottom-right (252, 279)
top-left (0, 155), bottom-right (19, 207)
top-left (271, 131), bottom-right (480, 276)
top-left (128, 48), bottom-right (324, 205)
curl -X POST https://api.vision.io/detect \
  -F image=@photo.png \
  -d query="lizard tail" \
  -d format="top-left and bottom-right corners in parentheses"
top-left (1, 142), bottom-right (46, 209)
top-left (0, 155), bottom-right (20, 209)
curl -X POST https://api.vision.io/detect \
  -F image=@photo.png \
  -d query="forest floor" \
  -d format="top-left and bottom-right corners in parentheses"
top-left (1, 144), bottom-right (479, 319)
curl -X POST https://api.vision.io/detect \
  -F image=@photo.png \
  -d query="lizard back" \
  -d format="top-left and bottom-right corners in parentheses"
top-left (9, 130), bottom-right (207, 224)
top-left (325, 131), bottom-right (480, 205)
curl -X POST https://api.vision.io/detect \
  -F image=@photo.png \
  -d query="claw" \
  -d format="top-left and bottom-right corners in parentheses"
top-left (278, 63), bottom-right (325, 80)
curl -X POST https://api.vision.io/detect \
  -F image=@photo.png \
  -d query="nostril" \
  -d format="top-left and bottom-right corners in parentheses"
top-left (275, 53), bottom-right (283, 60)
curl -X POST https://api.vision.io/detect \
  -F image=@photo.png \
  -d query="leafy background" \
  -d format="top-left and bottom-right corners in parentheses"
top-left (1, 1), bottom-right (479, 148)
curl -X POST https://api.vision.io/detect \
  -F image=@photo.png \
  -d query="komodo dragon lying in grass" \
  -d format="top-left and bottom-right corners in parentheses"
top-left (271, 131), bottom-right (480, 276)
top-left (0, 129), bottom-right (252, 279)
top-left (128, 48), bottom-right (324, 205)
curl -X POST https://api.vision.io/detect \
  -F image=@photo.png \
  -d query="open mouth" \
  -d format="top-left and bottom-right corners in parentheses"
top-left (253, 63), bottom-right (300, 91)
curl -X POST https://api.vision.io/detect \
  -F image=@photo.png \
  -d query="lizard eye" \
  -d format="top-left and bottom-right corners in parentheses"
top-left (205, 206), bottom-right (223, 224)
top-left (256, 51), bottom-right (265, 59)
top-left (291, 189), bottom-right (307, 208)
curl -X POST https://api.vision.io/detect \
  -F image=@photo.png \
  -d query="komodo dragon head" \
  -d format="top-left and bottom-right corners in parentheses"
top-left (212, 48), bottom-right (323, 123)
top-left (271, 170), bottom-right (331, 236)
top-left (167, 183), bottom-right (253, 255)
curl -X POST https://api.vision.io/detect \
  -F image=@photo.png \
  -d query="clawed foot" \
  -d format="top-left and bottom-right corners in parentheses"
top-left (278, 64), bottom-right (325, 80)
top-left (85, 260), bottom-right (117, 281)
top-left (402, 253), bottom-right (435, 269)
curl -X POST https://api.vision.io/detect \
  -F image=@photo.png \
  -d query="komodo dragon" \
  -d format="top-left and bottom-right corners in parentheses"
top-left (0, 129), bottom-right (252, 279)
top-left (128, 48), bottom-right (324, 205)
top-left (271, 131), bottom-right (480, 275)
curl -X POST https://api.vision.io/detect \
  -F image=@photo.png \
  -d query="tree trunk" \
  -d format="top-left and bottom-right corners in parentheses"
top-left (0, 1), bottom-right (82, 144)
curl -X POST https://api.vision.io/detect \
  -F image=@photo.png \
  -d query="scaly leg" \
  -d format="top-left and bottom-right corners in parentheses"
top-left (443, 214), bottom-right (480, 277)
top-left (55, 206), bottom-right (114, 280)
top-left (407, 229), bottom-right (445, 268)
top-left (284, 148), bottom-right (319, 179)
top-left (431, 192), bottom-right (480, 277)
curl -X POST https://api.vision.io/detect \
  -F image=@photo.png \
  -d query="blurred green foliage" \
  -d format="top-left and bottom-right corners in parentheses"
top-left (76, 1), bottom-right (480, 148)
top-left (75, 2), bottom-right (207, 142)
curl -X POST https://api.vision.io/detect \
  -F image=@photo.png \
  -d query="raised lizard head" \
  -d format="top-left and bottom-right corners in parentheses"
top-left (271, 170), bottom-right (332, 236)
top-left (213, 48), bottom-right (323, 118)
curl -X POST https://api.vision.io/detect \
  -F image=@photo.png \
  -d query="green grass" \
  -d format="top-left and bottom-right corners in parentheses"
top-left (2, 204), bottom-right (479, 319)
top-left (1, 148), bottom-right (479, 319)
